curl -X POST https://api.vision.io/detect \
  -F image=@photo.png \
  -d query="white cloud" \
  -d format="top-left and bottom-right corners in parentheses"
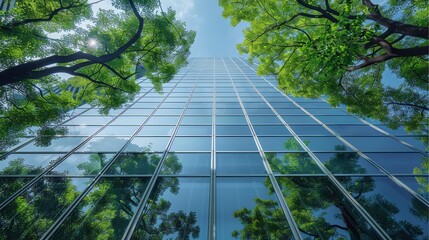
top-left (160, 0), bottom-right (196, 20)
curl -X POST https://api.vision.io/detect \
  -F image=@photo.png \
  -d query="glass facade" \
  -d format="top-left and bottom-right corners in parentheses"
top-left (0, 57), bottom-right (428, 239)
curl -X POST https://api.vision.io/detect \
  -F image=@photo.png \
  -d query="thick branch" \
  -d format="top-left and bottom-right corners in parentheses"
top-left (0, 0), bottom-right (144, 87)
top-left (348, 37), bottom-right (428, 71)
top-left (363, 0), bottom-right (429, 39)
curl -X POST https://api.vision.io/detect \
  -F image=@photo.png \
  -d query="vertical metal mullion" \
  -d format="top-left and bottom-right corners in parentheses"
top-left (0, 86), bottom-right (154, 212)
top-left (221, 57), bottom-right (303, 240)
top-left (121, 65), bottom-right (199, 240)
top-left (233, 57), bottom-right (391, 239)
top-left (208, 57), bottom-right (216, 240)
top-left (41, 70), bottom-right (192, 240)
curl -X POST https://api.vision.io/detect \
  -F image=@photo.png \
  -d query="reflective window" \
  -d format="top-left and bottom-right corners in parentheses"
top-left (216, 125), bottom-right (251, 135)
top-left (276, 177), bottom-right (378, 239)
top-left (97, 126), bottom-right (139, 136)
top-left (289, 125), bottom-right (332, 136)
top-left (216, 115), bottom-right (247, 125)
top-left (181, 116), bottom-right (212, 125)
top-left (246, 108), bottom-right (274, 114)
top-left (398, 136), bottom-right (428, 151)
top-left (106, 153), bottom-right (162, 175)
top-left (329, 125), bottom-right (384, 136)
top-left (110, 116), bottom-right (147, 125)
top-left (60, 125), bottom-right (101, 136)
top-left (281, 115), bottom-right (318, 124)
top-left (266, 152), bottom-right (323, 174)
top-left (138, 125), bottom-right (175, 136)
top-left (316, 115), bottom-right (364, 124)
top-left (154, 108), bottom-right (183, 115)
top-left (395, 176), bottom-right (429, 200)
top-left (177, 126), bottom-right (212, 136)
top-left (78, 137), bottom-right (128, 152)
top-left (344, 137), bottom-right (414, 152)
top-left (249, 115), bottom-right (283, 125)
top-left (186, 108), bottom-right (212, 114)
top-left (65, 116), bottom-right (114, 125)
top-left (122, 108), bottom-right (153, 115)
top-left (217, 153), bottom-right (266, 174)
top-left (315, 152), bottom-right (381, 174)
top-left (338, 176), bottom-right (428, 238)
top-left (132, 177), bottom-right (209, 239)
top-left (0, 177), bottom-right (91, 240)
top-left (301, 136), bottom-right (352, 152)
top-left (51, 153), bottom-right (116, 175)
top-left (0, 154), bottom-right (63, 175)
top-left (51, 177), bottom-right (149, 240)
top-left (216, 137), bottom-right (258, 151)
top-left (170, 137), bottom-right (211, 151)
top-left (0, 177), bottom-right (31, 203)
top-left (146, 116), bottom-right (180, 125)
top-left (258, 137), bottom-right (304, 152)
top-left (365, 153), bottom-right (428, 174)
top-left (126, 137), bottom-right (170, 152)
top-left (216, 108), bottom-right (243, 114)
top-left (161, 153), bottom-right (211, 175)
top-left (253, 125), bottom-right (292, 136)
top-left (216, 177), bottom-right (293, 239)
top-left (17, 137), bottom-right (86, 152)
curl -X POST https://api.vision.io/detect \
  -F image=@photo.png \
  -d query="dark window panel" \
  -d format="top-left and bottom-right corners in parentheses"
top-left (216, 137), bottom-right (258, 151)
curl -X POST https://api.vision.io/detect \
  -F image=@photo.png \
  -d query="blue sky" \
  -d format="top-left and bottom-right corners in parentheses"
top-left (160, 0), bottom-right (247, 57)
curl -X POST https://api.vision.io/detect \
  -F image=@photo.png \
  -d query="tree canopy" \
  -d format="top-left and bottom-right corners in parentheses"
top-left (0, 0), bottom-right (195, 151)
top-left (220, 0), bottom-right (428, 140)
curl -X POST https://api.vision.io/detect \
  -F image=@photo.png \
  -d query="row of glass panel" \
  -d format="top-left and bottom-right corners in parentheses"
top-left (1, 175), bottom-right (426, 239)
top-left (2, 151), bottom-right (427, 180)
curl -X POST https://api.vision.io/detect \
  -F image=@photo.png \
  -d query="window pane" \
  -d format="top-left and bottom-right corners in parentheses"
top-left (110, 116), bottom-right (147, 125)
top-left (338, 176), bottom-right (428, 238)
top-left (170, 137), bottom-right (211, 151)
top-left (181, 116), bottom-right (212, 125)
top-left (177, 126), bottom-right (212, 136)
top-left (365, 153), bottom-right (428, 175)
top-left (51, 177), bottom-right (149, 240)
top-left (0, 177), bottom-right (91, 239)
top-left (216, 177), bottom-right (293, 239)
top-left (253, 126), bottom-right (292, 136)
top-left (126, 137), bottom-right (170, 152)
top-left (329, 125), bottom-right (384, 136)
top-left (138, 125), bottom-right (175, 136)
top-left (17, 137), bottom-right (86, 152)
top-left (161, 153), bottom-right (211, 175)
top-left (289, 125), bottom-right (332, 136)
top-left (1, 154), bottom-right (63, 175)
top-left (276, 177), bottom-right (379, 239)
top-left (344, 137), bottom-right (414, 152)
top-left (315, 152), bottom-right (381, 174)
top-left (258, 137), bottom-right (304, 152)
top-left (266, 152), bottom-right (322, 174)
top-left (51, 153), bottom-right (116, 175)
top-left (216, 137), bottom-right (258, 151)
top-left (106, 153), bottom-right (162, 175)
top-left (78, 137), bottom-right (128, 152)
top-left (281, 115), bottom-right (318, 124)
top-left (146, 116), bottom-right (180, 125)
top-left (132, 177), bottom-right (209, 239)
top-left (217, 153), bottom-right (266, 174)
top-left (0, 177), bottom-right (32, 203)
top-left (216, 125), bottom-right (251, 135)
top-left (249, 115), bottom-right (282, 125)
top-left (301, 137), bottom-right (352, 152)
top-left (216, 115), bottom-right (247, 125)
top-left (97, 126), bottom-right (139, 136)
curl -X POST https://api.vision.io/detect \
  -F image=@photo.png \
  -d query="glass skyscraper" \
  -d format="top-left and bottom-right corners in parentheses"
top-left (0, 57), bottom-right (427, 239)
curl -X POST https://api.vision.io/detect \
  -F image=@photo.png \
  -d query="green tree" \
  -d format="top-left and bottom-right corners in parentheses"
top-left (220, 0), bottom-right (428, 140)
top-left (0, 0), bottom-right (195, 151)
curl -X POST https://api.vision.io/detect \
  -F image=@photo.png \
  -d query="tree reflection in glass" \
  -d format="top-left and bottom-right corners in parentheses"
top-left (0, 177), bottom-right (90, 239)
